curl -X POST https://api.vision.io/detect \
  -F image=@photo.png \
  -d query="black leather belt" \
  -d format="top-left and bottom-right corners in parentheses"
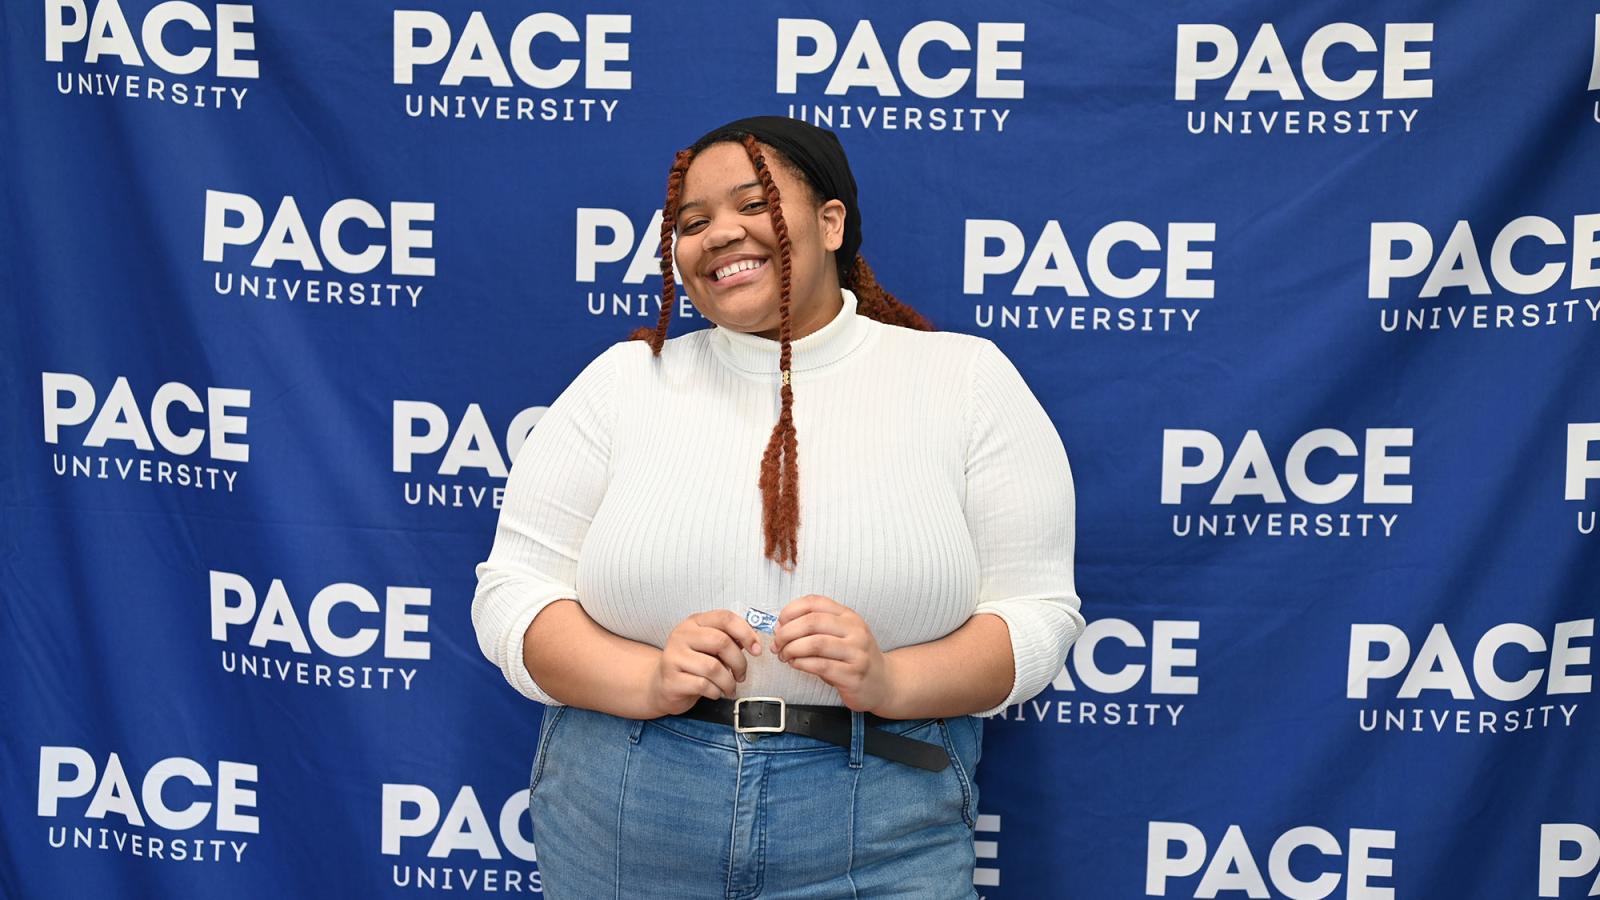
top-left (678, 696), bottom-right (949, 772)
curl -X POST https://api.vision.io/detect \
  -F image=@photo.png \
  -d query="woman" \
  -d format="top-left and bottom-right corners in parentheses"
top-left (472, 115), bottom-right (1084, 898)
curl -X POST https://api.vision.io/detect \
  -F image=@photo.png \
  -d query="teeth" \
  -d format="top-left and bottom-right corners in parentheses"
top-left (713, 258), bottom-right (766, 281)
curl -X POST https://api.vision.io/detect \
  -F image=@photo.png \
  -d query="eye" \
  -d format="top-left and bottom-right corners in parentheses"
top-left (678, 200), bottom-right (762, 236)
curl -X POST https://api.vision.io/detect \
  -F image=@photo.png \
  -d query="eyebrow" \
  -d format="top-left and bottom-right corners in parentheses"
top-left (677, 181), bottom-right (764, 214)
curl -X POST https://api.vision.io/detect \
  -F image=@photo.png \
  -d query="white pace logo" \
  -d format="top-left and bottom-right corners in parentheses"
top-left (1569, 423), bottom-right (1600, 536)
top-left (1147, 822), bottom-right (1396, 899)
top-left (974, 814), bottom-right (1001, 891)
top-left (963, 219), bottom-right (1215, 334)
top-left (1175, 22), bottom-right (1431, 137)
top-left (1368, 213), bottom-right (1600, 333)
top-left (1589, 14), bottom-right (1599, 124)
top-left (1161, 429), bottom-right (1410, 539)
top-left (1348, 619), bottom-right (1592, 734)
top-left (42, 372), bottom-right (248, 493)
top-left (210, 570), bottom-right (429, 691)
top-left (46, 0), bottom-right (257, 110)
top-left (575, 207), bottom-right (704, 323)
top-left (382, 784), bottom-right (542, 892)
top-left (1541, 824), bottom-right (1600, 897)
top-left (998, 618), bottom-right (1198, 728)
top-left (393, 401), bottom-right (547, 510)
top-left (393, 11), bottom-right (628, 124)
top-left (777, 18), bottom-right (1023, 133)
top-left (203, 190), bottom-right (435, 312)
top-left (39, 746), bottom-right (257, 864)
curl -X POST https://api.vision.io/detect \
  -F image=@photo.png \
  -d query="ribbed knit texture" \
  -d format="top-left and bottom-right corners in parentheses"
top-left (471, 288), bottom-right (1084, 718)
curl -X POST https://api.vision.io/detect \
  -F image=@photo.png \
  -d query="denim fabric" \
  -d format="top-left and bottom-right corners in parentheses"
top-left (528, 703), bottom-right (983, 899)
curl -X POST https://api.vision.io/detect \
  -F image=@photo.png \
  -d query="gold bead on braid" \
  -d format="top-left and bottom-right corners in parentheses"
top-left (782, 369), bottom-right (791, 386)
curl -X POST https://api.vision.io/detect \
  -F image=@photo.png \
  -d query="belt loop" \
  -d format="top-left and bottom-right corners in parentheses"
top-left (848, 710), bottom-right (865, 769)
top-left (628, 717), bottom-right (645, 743)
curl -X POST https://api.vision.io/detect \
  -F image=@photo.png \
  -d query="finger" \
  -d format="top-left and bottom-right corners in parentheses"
top-left (683, 626), bottom-right (735, 654)
top-left (666, 667), bottom-right (717, 701)
top-left (699, 609), bottom-right (764, 653)
top-left (667, 643), bottom-right (735, 695)
top-left (684, 627), bottom-right (752, 680)
top-left (685, 654), bottom-right (737, 697)
top-left (777, 594), bottom-right (847, 626)
top-left (700, 674), bottom-right (729, 700)
top-left (703, 629), bottom-right (750, 682)
top-left (778, 635), bottom-right (853, 664)
top-left (785, 656), bottom-right (836, 680)
top-left (678, 672), bottom-right (724, 701)
top-left (722, 609), bottom-right (765, 652)
top-left (773, 611), bottom-right (848, 653)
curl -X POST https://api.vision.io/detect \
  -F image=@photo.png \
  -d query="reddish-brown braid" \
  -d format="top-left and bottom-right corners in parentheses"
top-left (628, 137), bottom-right (935, 572)
top-left (743, 135), bottom-right (801, 570)
top-left (629, 148), bottom-right (695, 354)
top-left (841, 254), bottom-right (933, 331)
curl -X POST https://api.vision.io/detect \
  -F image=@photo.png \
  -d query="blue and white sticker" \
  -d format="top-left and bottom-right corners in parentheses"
top-left (744, 607), bottom-right (779, 634)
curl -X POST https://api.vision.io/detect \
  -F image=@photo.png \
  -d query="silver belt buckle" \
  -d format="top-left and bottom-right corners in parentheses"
top-left (733, 696), bottom-right (786, 737)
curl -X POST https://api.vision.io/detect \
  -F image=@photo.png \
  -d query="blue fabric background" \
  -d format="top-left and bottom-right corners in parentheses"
top-left (4, 2), bottom-right (1598, 897)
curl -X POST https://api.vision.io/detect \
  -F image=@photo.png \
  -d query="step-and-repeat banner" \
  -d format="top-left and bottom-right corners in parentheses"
top-left (4, 2), bottom-right (1598, 897)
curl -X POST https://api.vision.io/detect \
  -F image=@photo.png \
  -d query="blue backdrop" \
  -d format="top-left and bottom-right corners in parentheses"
top-left (4, 2), bottom-right (1599, 897)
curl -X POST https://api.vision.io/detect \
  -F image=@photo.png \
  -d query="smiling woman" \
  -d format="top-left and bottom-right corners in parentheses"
top-left (668, 143), bottom-right (841, 345)
top-left (474, 114), bottom-right (1085, 900)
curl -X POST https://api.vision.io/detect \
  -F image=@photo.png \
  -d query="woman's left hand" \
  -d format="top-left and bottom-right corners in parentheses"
top-left (774, 594), bottom-right (896, 714)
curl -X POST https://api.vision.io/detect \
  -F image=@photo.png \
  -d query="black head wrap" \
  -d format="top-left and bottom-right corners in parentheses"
top-left (689, 115), bottom-right (861, 284)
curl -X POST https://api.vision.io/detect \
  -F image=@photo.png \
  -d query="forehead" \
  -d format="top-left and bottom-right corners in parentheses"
top-left (682, 142), bottom-right (759, 190)
top-left (680, 141), bottom-right (809, 203)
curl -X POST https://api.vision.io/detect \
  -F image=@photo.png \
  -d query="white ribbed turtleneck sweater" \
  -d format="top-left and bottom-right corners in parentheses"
top-left (471, 288), bottom-right (1083, 718)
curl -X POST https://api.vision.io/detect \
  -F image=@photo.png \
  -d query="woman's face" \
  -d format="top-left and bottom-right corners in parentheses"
top-left (673, 141), bottom-right (847, 340)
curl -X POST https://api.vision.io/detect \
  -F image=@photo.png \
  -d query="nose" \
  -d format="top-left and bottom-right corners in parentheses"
top-left (702, 215), bottom-right (746, 252)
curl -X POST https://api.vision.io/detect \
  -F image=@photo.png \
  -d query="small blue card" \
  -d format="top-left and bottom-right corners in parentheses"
top-left (744, 607), bottom-right (779, 634)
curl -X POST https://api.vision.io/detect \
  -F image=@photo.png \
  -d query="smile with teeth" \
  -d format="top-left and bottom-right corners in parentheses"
top-left (711, 258), bottom-right (768, 282)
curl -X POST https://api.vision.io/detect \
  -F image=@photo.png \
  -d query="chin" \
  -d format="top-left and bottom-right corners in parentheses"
top-left (703, 294), bottom-right (778, 330)
top-left (720, 313), bottom-right (778, 335)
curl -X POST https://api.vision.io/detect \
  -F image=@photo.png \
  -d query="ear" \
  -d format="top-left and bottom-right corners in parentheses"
top-left (818, 199), bottom-right (847, 253)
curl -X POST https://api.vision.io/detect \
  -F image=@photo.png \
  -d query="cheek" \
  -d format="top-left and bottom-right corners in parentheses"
top-left (673, 239), bottom-right (701, 279)
top-left (785, 225), bottom-right (825, 274)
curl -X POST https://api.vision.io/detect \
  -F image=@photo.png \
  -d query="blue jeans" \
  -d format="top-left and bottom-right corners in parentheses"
top-left (528, 703), bottom-right (983, 899)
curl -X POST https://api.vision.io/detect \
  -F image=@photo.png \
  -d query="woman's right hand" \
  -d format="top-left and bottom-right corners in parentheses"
top-left (647, 610), bottom-right (764, 717)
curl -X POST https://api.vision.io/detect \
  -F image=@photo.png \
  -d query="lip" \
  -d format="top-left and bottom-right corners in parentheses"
top-left (704, 254), bottom-right (770, 288)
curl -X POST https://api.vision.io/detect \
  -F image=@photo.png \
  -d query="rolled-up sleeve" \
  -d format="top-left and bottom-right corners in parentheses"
top-left (471, 343), bottom-right (620, 705)
top-left (964, 339), bottom-right (1085, 718)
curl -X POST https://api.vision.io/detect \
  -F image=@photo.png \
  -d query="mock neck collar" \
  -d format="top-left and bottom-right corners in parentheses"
top-left (709, 288), bottom-right (871, 375)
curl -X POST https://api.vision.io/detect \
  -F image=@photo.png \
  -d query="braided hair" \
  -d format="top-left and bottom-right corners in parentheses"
top-left (627, 133), bottom-right (934, 572)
